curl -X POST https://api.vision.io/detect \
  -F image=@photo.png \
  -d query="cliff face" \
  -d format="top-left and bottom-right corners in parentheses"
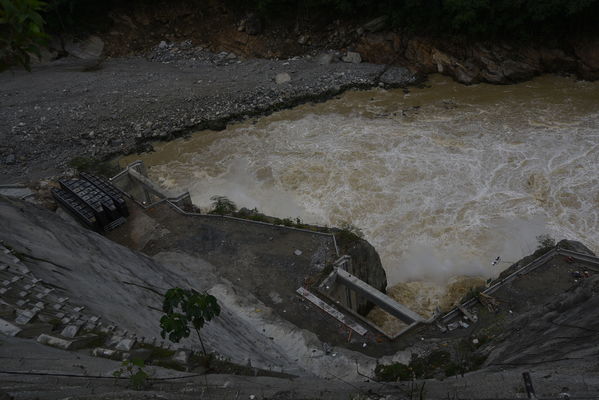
top-left (356, 33), bottom-right (599, 84)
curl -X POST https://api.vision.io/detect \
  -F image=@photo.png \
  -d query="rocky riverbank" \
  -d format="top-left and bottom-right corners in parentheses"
top-left (356, 33), bottom-right (599, 84)
top-left (0, 46), bottom-right (417, 184)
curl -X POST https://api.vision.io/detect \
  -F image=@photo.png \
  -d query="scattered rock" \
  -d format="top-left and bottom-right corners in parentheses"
top-left (317, 53), bottom-right (335, 65)
top-left (275, 72), bottom-right (291, 84)
top-left (342, 51), bottom-right (362, 64)
top-left (5, 154), bottom-right (16, 165)
top-left (294, 249), bottom-right (302, 256)
top-left (297, 35), bottom-right (309, 45)
top-left (159, 41), bottom-right (168, 49)
top-left (379, 66), bottom-right (415, 86)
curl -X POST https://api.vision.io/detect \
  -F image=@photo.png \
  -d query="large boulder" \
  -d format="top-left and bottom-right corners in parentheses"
top-left (336, 235), bottom-right (388, 316)
top-left (275, 72), bottom-right (291, 84)
top-left (64, 35), bottom-right (104, 60)
top-left (317, 53), bottom-right (335, 65)
top-left (341, 51), bottom-right (362, 64)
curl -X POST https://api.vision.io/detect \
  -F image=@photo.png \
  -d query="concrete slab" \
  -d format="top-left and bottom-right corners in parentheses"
top-left (37, 333), bottom-right (99, 350)
top-left (336, 268), bottom-right (424, 324)
top-left (297, 287), bottom-right (367, 336)
top-left (0, 318), bottom-right (22, 336)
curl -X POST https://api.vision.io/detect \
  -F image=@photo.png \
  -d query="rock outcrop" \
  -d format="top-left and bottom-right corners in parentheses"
top-left (356, 33), bottom-right (599, 84)
top-left (337, 235), bottom-right (388, 315)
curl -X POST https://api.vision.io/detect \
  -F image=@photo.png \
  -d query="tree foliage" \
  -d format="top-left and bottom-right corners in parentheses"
top-left (0, 0), bottom-right (49, 71)
top-left (160, 287), bottom-right (220, 355)
top-left (249, 0), bottom-right (599, 38)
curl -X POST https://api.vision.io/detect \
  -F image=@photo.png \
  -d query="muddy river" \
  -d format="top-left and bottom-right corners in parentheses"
top-left (121, 74), bottom-right (599, 316)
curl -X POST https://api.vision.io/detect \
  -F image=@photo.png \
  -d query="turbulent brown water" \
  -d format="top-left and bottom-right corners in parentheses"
top-left (121, 74), bottom-right (599, 312)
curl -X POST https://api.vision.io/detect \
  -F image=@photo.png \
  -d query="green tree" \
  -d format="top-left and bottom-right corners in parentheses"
top-left (0, 0), bottom-right (49, 71)
top-left (160, 288), bottom-right (221, 355)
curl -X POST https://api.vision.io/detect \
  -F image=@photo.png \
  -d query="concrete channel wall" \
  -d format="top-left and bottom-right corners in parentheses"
top-left (110, 161), bottom-right (599, 341)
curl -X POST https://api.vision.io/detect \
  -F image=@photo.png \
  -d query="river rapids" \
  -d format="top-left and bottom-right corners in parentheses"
top-left (121, 75), bottom-right (599, 327)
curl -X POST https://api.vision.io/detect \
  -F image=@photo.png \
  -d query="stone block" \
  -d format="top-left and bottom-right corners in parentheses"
top-left (92, 347), bottom-right (120, 360)
top-left (115, 338), bottom-right (136, 352)
top-left (15, 309), bottom-right (38, 325)
top-left (172, 350), bottom-right (191, 365)
top-left (98, 325), bottom-right (111, 334)
top-left (37, 333), bottom-right (99, 350)
top-left (61, 324), bottom-right (81, 338)
top-left (84, 322), bottom-right (97, 331)
top-left (0, 318), bottom-right (22, 336)
top-left (106, 335), bottom-right (124, 348)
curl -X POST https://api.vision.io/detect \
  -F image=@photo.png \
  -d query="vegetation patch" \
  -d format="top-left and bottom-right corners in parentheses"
top-left (375, 346), bottom-right (488, 381)
top-left (209, 195), bottom-right (237, 216)
top-left (68, 156), bottom-right (120, 178)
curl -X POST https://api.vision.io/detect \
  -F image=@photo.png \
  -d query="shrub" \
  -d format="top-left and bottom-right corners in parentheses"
top-left (209, 195), bottom-right (237, 215)
top-left (536, 234), bottom-right (556, 250)
top-left (68, 156), bottom-right (120, 177)
top-left (113, 358), bottom-right (150, 390)
top-left (0, 0), bottom-right (49, 71)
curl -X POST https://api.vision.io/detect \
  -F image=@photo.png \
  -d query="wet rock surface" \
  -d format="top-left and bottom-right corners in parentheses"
top-left (0, 46), bottom-right (417, 183)
top-left (356, 33), bottom-right (599, 84)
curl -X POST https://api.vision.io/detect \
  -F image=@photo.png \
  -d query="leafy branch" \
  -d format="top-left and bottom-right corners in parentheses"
top-left (160, 288), bottom-right (221, 355)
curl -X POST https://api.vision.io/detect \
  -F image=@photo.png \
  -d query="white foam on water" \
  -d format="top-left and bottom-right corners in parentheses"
top-left (134, 75), bottom-right (599, 288)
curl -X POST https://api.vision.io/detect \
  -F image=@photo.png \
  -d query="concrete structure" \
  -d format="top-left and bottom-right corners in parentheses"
top-left (110, 160), bottom-right (193, 210)
top-left (335, 268), bottom-right (424, 325)
top-left (318, 256), bottom-right (432, 339)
